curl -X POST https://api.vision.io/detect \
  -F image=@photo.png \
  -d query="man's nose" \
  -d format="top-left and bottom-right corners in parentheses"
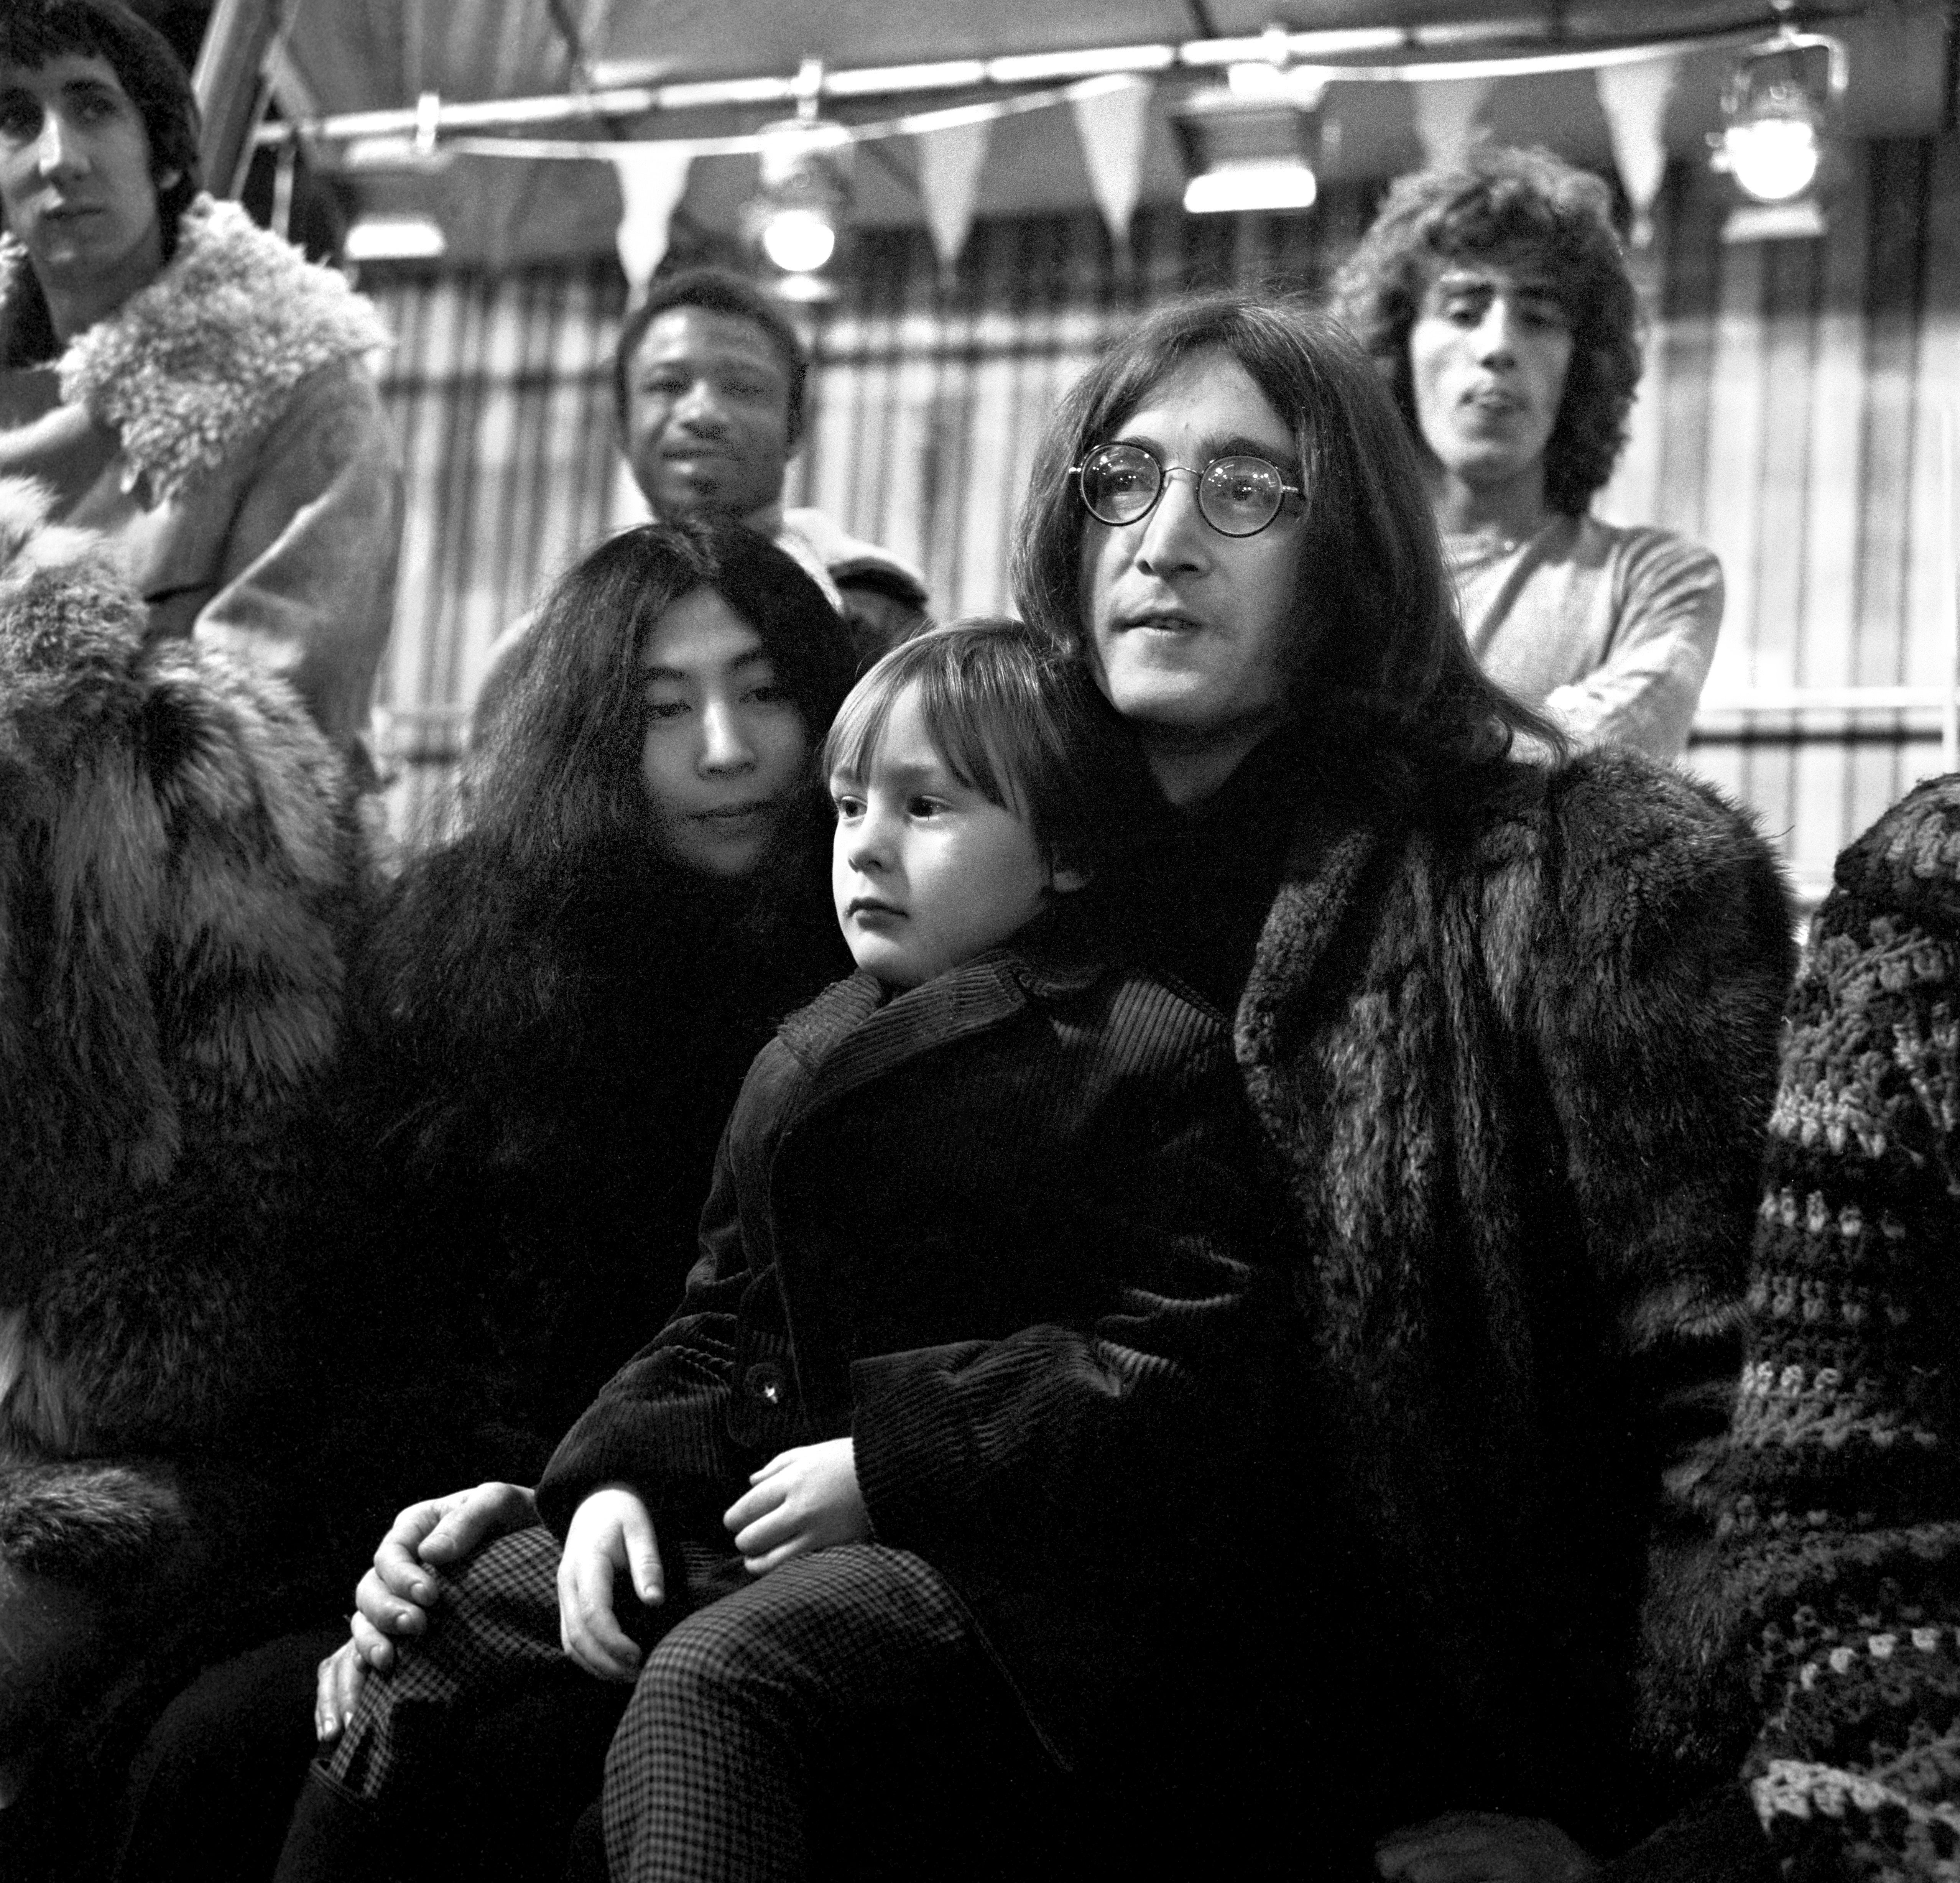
top-left (36, 111), bottom-right (81, 177)
top-left (1133, 469), bottom-right (1212, 577)
top-left (1472, 303), bottom-right (1518, 363)
top-left (673, 377), bottom-right (727, 432)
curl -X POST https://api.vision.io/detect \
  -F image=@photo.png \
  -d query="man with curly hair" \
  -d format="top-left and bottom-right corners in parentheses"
top-left (1333, 144), bottom-right (1720, 761)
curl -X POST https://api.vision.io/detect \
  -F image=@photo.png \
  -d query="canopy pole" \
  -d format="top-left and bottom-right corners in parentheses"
top-left (194, 0), bottom-right (301, 201)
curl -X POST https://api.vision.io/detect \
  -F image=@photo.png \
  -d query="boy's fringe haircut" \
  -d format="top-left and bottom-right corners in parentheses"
top-left (823, 620), bottom-right (1150, 877)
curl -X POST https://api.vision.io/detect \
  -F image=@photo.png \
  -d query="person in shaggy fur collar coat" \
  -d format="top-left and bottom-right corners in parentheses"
top-left (0, 1), bottom-right (401, 775)
top-left (1012, 291), bottom-right (1798, 1878)
top-left (0, 471), bottom-right (383, 1878)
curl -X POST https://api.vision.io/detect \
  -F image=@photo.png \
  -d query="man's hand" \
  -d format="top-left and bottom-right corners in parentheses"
top-left (349, 1482), bottom-right (537, 1673)
top-left (557, 1485), bottom-right (664, 1683)
top-left (723, 1438), bottom-right (868, 1575)
top-left (314, 1637), bottom-right (366, 1744)
top-left (1376, 1812), bottom-right (1600, 1883)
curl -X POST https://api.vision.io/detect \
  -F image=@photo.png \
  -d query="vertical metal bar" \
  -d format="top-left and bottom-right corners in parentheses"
top-left (192, 0), bottom-right (300, 201)
top-left (1944, 403), bottom-right (1959, 776)
top-left (269, 133), bottom-right (297, 239)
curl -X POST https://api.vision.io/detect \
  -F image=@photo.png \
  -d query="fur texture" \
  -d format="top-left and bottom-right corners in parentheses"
top-left (0, 472), bottom-right (374, 1500)
top-left (1233, 743), bottom-right (1795, 1847)
top-left (346, 826), bottom-right (850, 1478)
top-left (0, 199), bottom-right (403, 760)
top-left (0, 1460), bottom-right (186, 1584)
top-left (0, 197), bottom-right (391, 505)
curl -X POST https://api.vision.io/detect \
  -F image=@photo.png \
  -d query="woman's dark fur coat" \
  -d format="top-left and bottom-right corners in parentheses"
top-left (0, 475), bottom-right (381, 1849)
top-left (1234, 743), bottom-right (1796, 1854)
top-left (348, 818), bottom-right (850, 1485)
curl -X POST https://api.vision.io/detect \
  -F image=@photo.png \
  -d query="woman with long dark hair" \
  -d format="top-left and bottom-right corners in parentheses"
top-left (355, 515), bottom-right (857, 1469)
top-left (113, 514), bottom-right (857, 1883)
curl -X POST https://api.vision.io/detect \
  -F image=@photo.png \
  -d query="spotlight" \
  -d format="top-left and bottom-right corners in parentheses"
top-left (1711, 8), bottom-right (1845, 229)
top-left (342, 215), bottom-right (447, 261)
top-left (1174, 65), bottom-right (1325, 217)
top-left (745, 119), bottom-right (853, 277)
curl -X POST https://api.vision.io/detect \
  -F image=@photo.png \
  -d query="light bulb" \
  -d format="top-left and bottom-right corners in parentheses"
top-left (1720, 118), bottom-right (1820, 204)
top-left (761, 208), bottom-right (837, 275)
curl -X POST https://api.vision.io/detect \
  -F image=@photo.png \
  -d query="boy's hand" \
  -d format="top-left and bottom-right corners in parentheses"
top-left (724, 1438), bottom-right (868, 1574)
top-left (557, 1485), bottom-right (663, 1682)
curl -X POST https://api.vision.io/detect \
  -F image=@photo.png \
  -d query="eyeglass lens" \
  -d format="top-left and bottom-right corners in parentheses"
top-left (1077, 444), bottom-right (1287, 537)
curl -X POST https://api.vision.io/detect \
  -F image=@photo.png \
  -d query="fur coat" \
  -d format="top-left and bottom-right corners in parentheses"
top-left (0, 197), bottom-right (401, 766)
top-left (1232, 743), bottom-right (1795, 1852)
top-left (347, 822), bottom-right (852, 1484)
top-left (0, 474), bottom-right (379, 1604)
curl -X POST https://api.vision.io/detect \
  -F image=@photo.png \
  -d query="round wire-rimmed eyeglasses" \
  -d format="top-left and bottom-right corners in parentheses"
top-left (1071, 441), bottom-right (1302, 538)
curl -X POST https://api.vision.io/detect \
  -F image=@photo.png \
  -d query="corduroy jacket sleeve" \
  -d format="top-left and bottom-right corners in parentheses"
top-left (1525, 759), bottom-right (1795, 1495)
top-left (532, 1140), bottom-right (754, 1541)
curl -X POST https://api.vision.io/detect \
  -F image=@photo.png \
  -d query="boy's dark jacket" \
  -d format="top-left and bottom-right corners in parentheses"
top-left (535, 942), bottom-right (1288, 1771)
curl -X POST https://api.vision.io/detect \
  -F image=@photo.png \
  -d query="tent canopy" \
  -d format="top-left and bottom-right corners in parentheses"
top-left (245, 0), bottom-right (1950, 266)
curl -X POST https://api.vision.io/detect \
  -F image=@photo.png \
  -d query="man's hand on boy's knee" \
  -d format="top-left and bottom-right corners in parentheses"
top-left (350, 1481), bottom-right (539, 1672)
top-left (315, 1637), bottom-right (365, 1744)
top-left (724, 1438), bottom-right (869, 1575)
top-left (559, 1485), bottom-right (664, 1683)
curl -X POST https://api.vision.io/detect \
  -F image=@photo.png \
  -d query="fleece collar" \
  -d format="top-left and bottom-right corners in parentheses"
top-left (0, 197), bottom-right (390, 504)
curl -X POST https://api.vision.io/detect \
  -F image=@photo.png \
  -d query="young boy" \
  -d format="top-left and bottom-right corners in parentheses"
top-left (283, 623), bottom-right (1285, 1882)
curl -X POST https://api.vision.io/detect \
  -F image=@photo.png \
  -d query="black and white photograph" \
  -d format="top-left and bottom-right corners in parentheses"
top-left (1, 3), bottom-right (1957, 1879)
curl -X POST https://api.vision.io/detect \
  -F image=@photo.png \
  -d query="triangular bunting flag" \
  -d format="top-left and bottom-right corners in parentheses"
top-left (1071, 77), bottom-right (1152, 250)
top-left (917, 117), bottom-right (991, 277)
top-left (1596, 57), bottom-right (1679, 248)
top-left (1411, 76), bottom-right (1495, 169)
top-left (612, 145), bottom-right (694, 294)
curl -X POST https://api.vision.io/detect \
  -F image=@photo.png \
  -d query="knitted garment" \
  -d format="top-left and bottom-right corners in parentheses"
top-left (1698, 774), bottom-right (1960, 1879)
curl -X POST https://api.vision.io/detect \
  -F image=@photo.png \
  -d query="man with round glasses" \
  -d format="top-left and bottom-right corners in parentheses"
top-left (1334, 145), bottom-right (1722, 763)
top-left (1073, 441), bottom-right (1301, 538)
top-left (1011, 289), bottom-right (1792, 1876)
